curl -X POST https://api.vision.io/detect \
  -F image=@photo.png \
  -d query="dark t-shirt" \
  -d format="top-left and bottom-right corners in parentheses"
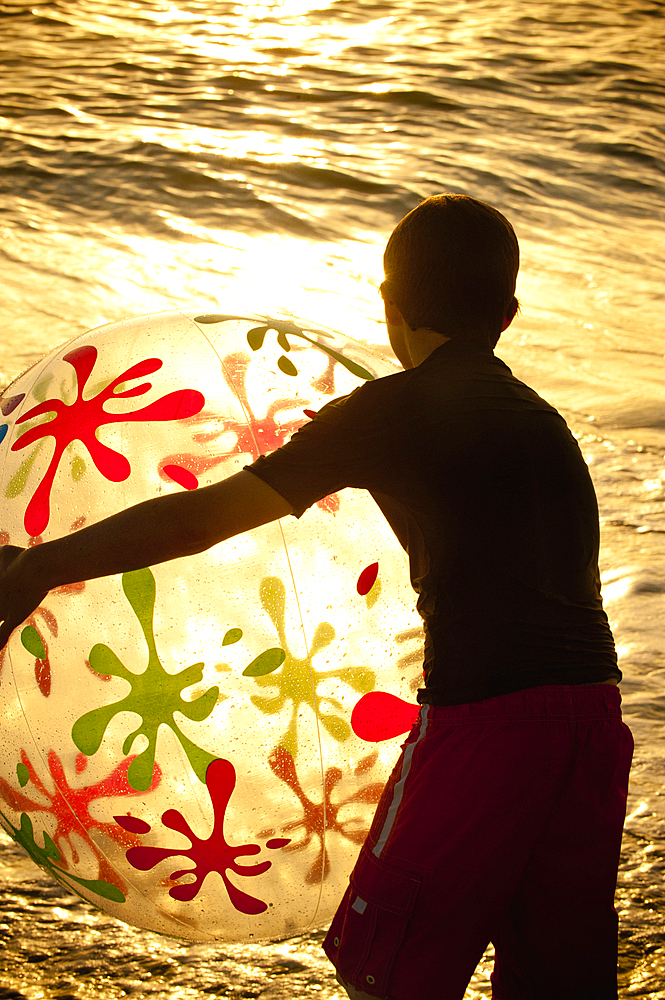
top-left (247, 338), bottom-right (620, 705)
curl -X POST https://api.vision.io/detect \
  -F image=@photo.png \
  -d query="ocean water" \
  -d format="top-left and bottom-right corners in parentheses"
top-left (0, 0), bottom-right (664, 996)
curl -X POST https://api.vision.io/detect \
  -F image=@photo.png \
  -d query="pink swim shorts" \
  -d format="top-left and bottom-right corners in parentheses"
top-left (324, 683), bottom-right (633, 1000)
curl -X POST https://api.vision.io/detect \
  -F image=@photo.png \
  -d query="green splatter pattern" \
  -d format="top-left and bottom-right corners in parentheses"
top-left (72, 568), bottom-right (221, 791)
top-left (250, 577), bottom-right (375, 756)
top-left (0, 808), bottom-right (125, 903)
top-left (222, 628), bottom-right (243, 646)
top-left (245, 320), bottom-right (375, 382)
top-left (195, 314), bottom-right (375, 383)
top-left (20, 625), bottom-right (46, 659)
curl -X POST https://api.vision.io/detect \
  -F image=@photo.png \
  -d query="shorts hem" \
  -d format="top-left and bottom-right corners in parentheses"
top-left (336, 973), bottom-right (392, 999)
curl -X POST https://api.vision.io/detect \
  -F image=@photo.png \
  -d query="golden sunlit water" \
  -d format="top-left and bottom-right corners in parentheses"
top-left (1, 0), bottom-right (664, 996)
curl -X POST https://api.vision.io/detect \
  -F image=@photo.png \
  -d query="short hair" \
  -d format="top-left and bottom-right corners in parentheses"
top-left (381, 194), bottom-right (519, 347)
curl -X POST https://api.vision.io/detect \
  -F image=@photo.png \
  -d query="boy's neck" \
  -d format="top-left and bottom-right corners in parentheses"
top-left (386, 311), bottom-right (450, 369)
top-left (403, 327), bottom-right (452, 368)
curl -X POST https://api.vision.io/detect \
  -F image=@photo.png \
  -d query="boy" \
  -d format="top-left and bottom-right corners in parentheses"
top-left (0, 195), bottom-right (632, 1000)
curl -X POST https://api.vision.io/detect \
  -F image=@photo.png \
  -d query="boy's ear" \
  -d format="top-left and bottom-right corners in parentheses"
top-left (501, 297), bottom-right (519, 332)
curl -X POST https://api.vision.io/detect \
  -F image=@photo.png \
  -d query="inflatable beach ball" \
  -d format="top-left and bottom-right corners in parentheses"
top-left (0, 310), bottom-right (423, 943)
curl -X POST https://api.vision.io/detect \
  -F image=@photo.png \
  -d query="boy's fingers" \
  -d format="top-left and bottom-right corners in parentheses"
top-left (0, 619), bottom-right (14, 651)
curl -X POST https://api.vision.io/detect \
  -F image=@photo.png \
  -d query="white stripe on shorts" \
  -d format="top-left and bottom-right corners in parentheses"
top-left (372, 704), bottom-right (429, 859)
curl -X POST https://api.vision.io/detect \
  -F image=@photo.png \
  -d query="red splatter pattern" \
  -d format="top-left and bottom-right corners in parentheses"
top-left (1, 394), bottom-right (25, 416)
top-left (316, 493), bottom-right (340, 514)
top-left (158, 353), bottom-right (304, 486)
top-left (0, 749), bottom-right (160, 888)
top-left (0, 530), bottom-right (86, 693)
top-left (157, 354), bottom-right (339, 511)
top-left (0, 587), bottom-right (84, 695)
top-left (264, 747), bottom-right (384, 883)
top-left (162, 463), bottom-right (198, 491)
top-left (356, 562), bottom-right (379, 596)
top-left (351, 691), bottom-right (420, 742)
top-left (117, 757), bottom-right (290, 914)
top-left (12, 346), bottom-right (205, 535)
top-left (115, 814), bottom-right (151, 835)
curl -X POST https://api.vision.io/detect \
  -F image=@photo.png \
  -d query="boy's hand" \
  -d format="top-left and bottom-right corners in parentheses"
top-left (0, 545), bottom-right (50, 650)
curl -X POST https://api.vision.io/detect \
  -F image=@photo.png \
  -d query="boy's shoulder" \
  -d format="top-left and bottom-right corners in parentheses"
top-left (317, 340), bottom-right (558, 431)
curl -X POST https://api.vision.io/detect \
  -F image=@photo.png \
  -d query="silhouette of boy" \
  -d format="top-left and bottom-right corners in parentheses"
top-left (0, 195), bottom-right (632, 1000)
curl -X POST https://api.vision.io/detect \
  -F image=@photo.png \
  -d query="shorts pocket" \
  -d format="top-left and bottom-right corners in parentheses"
top-left (323, 847), bottom-right (421, 997)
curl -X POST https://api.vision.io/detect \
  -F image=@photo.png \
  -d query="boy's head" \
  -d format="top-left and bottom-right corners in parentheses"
top-left (381, 194), bottom-right (519, 347)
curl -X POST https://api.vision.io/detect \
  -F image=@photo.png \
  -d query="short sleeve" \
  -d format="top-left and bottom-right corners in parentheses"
top-left (245, 382), bottom-right (384, 517)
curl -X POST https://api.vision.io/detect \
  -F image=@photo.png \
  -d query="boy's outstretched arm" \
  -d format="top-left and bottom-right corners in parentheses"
top-left (0, 470), bottom-right (293, 650)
